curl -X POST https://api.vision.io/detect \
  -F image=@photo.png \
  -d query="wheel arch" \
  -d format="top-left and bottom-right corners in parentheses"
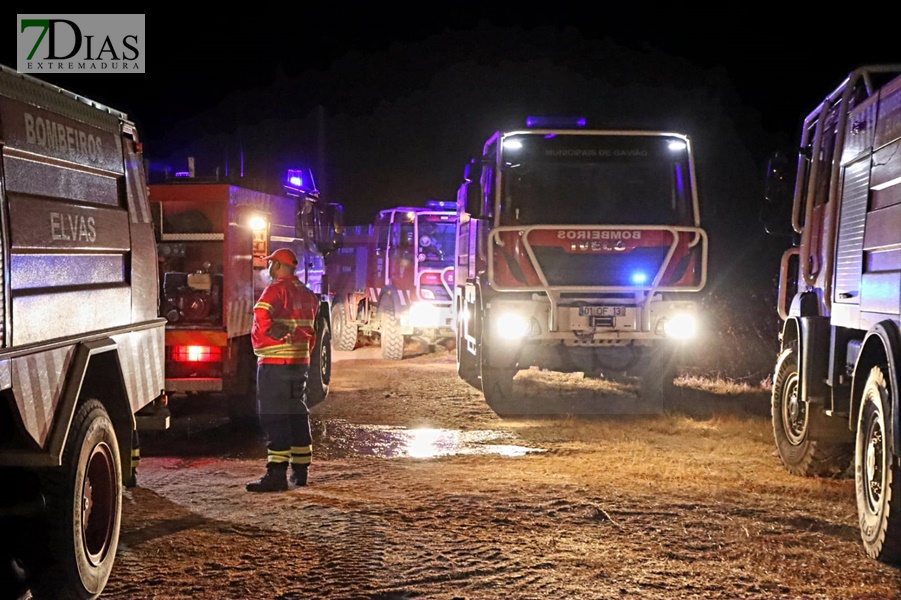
top-left (48, 339), bottom-right (134, 473)
top-left (780, 316), bottom-right (801, 354)
top-left (851, 321), bottom-right (901, 456)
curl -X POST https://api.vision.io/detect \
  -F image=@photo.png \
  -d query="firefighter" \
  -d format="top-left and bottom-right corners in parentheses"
top-left (246, 248), bottom-right (318, 492)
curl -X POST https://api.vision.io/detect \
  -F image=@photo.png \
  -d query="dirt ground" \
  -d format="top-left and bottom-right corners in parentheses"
top-left (95, 347), bottom-right (899, 600)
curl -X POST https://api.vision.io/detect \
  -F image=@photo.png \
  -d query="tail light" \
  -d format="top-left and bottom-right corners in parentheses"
top-left (171, 345), bottom-right (222, 363)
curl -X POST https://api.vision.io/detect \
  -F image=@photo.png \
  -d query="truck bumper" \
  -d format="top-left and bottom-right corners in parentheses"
top-left (166, 378), bottom-right (223, 393)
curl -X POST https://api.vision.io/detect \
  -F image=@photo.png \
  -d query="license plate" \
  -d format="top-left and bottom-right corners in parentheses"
top-left (578, 306), bottom-right (625, 317)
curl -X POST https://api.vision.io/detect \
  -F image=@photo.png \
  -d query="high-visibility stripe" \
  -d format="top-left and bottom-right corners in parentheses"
top-left (267, 449), bottom-right (290, 464)
top-left (255, 345), bottom-right (311, 359)
top-left (272, 318), bottom-right (315, 328)
top-left (255, 301), bottom-right (273, 311)
top-left (291, 444), bottom-right (312, 465)
top-left (131, 448), bottom-right (141, 468)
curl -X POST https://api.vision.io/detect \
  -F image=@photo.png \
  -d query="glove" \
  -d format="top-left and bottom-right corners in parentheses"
top-left (267, 322), bottom-right (290, 340)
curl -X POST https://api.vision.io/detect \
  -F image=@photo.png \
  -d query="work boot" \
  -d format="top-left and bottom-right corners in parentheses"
top-left (289, 465), bottom-right (309, 487)
top-left (246, 463), bottom-right (288, 492)
top-left (124, 469), bottom-right (137, 489)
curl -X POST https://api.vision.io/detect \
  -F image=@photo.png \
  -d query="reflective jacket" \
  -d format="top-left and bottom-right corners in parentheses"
top-left (251, 276), bottom-right (318, 364)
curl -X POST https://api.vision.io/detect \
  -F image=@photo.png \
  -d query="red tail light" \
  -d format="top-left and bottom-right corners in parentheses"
top-left (171, 345), bottom-right (222, 363)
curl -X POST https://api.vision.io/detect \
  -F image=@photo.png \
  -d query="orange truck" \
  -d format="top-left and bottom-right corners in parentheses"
top-left (763, 65), bottom-right (901, 563)
top-left (149, 171), bottom-right (343, 421)
top-left (0, 65), bottom-right (167, 598)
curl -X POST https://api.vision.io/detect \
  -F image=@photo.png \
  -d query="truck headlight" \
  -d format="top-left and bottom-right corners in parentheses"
top-left (496, 312), bottom-right (532, 339)
top-left (661, 312), bottom-right (696, 339)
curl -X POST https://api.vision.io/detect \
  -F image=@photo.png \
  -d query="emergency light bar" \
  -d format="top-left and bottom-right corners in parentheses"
top-left (425, 200), bottom-right (455, 210)
top-left (525, 116), bottom-right (586, 128)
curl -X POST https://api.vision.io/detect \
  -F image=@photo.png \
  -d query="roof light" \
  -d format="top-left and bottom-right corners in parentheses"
top-left (668, 140), bottom-right (687, 151)
top-left (425, 200), bottom-right (455, 210)
top-left (525, 116), bottom-right (587, 128)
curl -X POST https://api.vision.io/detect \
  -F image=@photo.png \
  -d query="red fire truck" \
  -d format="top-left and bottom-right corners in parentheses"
top-left (763, 65), bottom-right (901, 563)
top-left (328, 201), bottom-right (458, 359)
top-left (454, 117), bottom-right (708, 416)
top-left (150, 169), bottom-right (342, 421)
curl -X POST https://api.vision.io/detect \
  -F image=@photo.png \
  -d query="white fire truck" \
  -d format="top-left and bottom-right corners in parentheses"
top-left (0, 65), bottom-right (167, 598)
top-left (454, 117), bottom-right (708, 416)
top-left (150, 169), bottom-right (343, 422)
top-left (327, 201), bottom-right (458, 359)
top-left (763, 65), bottom-right (901, 563)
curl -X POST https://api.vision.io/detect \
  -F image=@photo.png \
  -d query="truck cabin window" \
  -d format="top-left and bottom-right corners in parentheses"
top-left (500, 135), bottom-right (692, 226)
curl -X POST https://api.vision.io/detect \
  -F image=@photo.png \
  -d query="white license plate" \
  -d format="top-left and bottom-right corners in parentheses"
top-left (578, 306), bottom-right (625, 317)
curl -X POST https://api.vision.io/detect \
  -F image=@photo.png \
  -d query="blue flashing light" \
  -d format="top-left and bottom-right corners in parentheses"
top-left (284, 168), bottom-right (318, 197)
top-left (631, 271), bottom-right (648, 285)
top-left (525, 116), bottom-right (587, 129)
top-left (175, 171), bottom-right (191, 178)
top-left (426, 199), bottom-right (455, 210)
top-left (286, 169), bottom-right (304, 188)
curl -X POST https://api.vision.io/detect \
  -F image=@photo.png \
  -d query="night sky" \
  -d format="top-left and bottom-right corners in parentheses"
top-left (4, 13), bottom-right (900, 292)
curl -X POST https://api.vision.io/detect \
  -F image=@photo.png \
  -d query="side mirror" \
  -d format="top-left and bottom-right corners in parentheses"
top-left (458, 158), bottom-right (486, 218)
top-left (760, 150), bottom-right (795, 237)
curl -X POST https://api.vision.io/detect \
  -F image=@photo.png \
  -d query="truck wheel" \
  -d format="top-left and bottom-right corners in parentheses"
top-left (771, 344), bottom-right (852, 477)
top-left (307, 315), bottom-right (331, 408)
top-left (638, 349), bottom-right (679, 408)
top-left (331, 299), bottom-right (358, 351)
top-left (380, 297), bottom-right (405, 361)
top-left (855, 366), bottom-right (901, 564)
top-left (481, 365), bottom-right (519, 417)
top-left (33, 400), bottom-right (121, 600)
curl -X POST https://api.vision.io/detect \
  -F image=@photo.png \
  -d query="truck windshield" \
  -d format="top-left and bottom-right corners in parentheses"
top-left (500, 133), bottom-right (693, 226)
top-left (417, 214), bottom-right (456, 265)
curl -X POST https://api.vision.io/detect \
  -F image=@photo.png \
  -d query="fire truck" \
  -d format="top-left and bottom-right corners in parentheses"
top-left (763, 65), bottom-right (901, 563)
top-left (0, 65), bottom-right (167, 598)
top-left (149, 170), bottom-right (343, 422)
top-left (454, 117), bottom-right (708, 416)
top-left (328, 201), bottom-right (458, 359)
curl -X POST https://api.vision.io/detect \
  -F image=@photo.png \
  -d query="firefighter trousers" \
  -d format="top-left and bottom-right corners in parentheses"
top-left (256, 363), bottom-right (313, 467)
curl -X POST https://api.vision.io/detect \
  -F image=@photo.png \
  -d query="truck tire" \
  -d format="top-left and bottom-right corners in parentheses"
top-left (331, 299), bottom-right (358, 352)
top-left (771, 344), bottom-right (852, 477)
top-left (380, 296), bottom-right (405, 361)
top-left (855, 366), bottom-right (901, 564)
top-left (33, 400), bottom-right (121, 600)
top-left (307, 315), bottom-right (331, 408)
top-left (638, 348), bottom-right (679, 408)
top-left (480, 365), bottom-right (519, 417)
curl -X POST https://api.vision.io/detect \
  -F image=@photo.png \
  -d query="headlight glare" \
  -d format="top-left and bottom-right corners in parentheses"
top-left (496, 312), bottom-right (531, 339)
top-left (662, 312), bottom-right (696, 339)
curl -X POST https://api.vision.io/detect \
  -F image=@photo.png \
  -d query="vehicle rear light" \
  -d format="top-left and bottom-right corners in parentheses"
top-left (171, 345), bottom-right (222, 363)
